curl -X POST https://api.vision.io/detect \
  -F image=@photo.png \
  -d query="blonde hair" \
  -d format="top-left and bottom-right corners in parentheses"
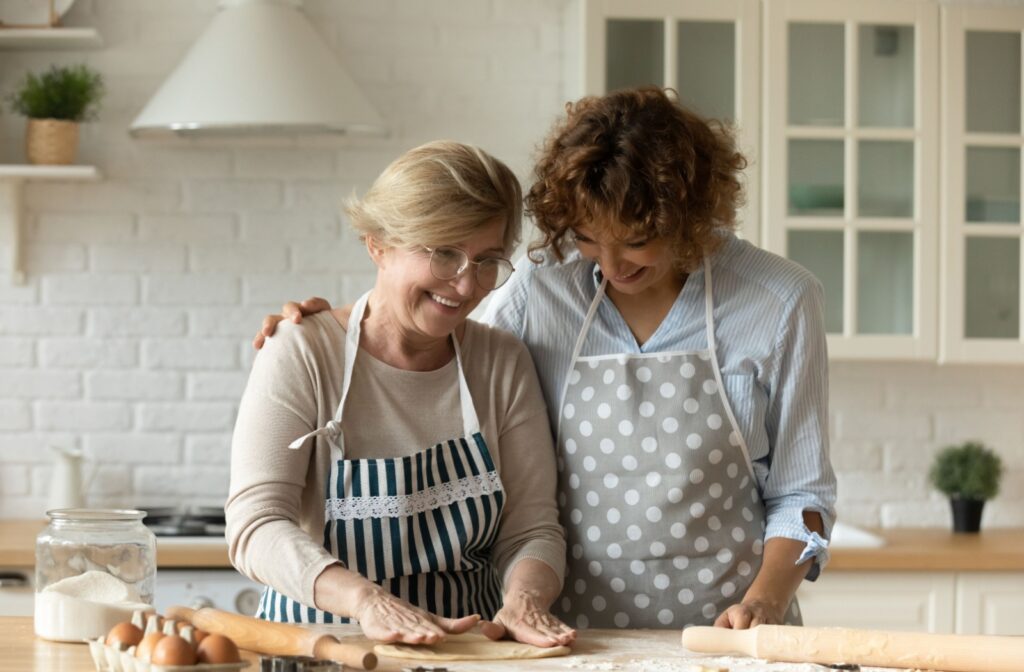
top-left (345, 140), bottom-right (522, 253)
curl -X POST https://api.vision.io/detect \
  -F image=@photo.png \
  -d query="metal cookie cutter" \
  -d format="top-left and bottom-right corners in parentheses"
top-left (401, 667), bottom-right (450, 672)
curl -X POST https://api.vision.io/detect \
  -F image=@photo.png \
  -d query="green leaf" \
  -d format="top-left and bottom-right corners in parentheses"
top-left (928, 441), bottom-right (1003, 500)
top-left (7, 64), bottom-right (104, 122)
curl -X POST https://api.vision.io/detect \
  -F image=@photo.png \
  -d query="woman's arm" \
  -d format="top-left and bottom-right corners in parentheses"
top-left (481, 558), bottom-right (576, 647)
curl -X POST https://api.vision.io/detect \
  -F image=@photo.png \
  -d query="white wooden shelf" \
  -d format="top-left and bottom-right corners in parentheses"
top-left (0, 27), bottom-right (102, 50)
top-left (0, 164), bottom-right (100, 285)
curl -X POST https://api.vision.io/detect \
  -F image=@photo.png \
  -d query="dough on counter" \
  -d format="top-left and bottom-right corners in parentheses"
top-left (374, 633), bottom-right (571, 661)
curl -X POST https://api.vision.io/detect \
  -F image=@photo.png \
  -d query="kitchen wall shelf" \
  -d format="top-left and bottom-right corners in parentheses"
top-left (0, 165), bottom-right (100, 284)
top-left (0, 28), bottom-right (102, 50)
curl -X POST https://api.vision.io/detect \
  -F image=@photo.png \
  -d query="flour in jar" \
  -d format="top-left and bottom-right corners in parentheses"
top-left (34, 570), bottom-right (152, 642)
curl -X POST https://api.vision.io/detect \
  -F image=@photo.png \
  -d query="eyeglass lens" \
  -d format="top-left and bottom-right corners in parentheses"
top-left (430, 246), bottom-right (512, 290)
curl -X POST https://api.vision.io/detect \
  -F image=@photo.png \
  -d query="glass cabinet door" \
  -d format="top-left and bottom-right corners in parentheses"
top-left (575, 0), bottom-right (760, 244)
top-left (764, 0), bottom-right (938, 360)
top-left (942, 7), bottom-right (1024, 362)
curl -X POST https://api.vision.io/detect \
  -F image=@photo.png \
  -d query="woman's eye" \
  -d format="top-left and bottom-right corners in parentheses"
top-left (626, 240), bottom-right (649, 249)
top-left (573, 234), bottom-right (594, 244)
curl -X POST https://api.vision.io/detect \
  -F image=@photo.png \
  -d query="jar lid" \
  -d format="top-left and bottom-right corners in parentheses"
top-left (46, 508), bottom-right (147, 521)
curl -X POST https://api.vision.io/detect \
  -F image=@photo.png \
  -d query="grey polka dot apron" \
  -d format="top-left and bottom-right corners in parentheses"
top-left (554, 258), bottom-right (800, 629)
top-left (256, 291), bottom-right (506, 623)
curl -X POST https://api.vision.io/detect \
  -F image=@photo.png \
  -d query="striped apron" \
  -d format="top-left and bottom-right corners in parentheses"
top-left (256, 291), bottom-right (507, 623)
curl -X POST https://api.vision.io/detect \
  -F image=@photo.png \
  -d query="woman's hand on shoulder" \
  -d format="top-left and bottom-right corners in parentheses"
top-left (353, 584), bottom-right (480, 644)
top-left (252, 297), bottom-right (334, 350)
top-left (713, 598), bottom-right (786, 629)
top-left (480, 588), bottom-right (576, 648)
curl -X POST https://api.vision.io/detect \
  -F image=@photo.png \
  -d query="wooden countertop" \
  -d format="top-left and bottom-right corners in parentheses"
top-left (3, 519), bottom-right (1024, 571)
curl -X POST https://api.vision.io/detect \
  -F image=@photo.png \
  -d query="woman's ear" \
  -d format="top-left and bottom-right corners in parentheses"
top-left (365, 235), bottom-right (388, 268)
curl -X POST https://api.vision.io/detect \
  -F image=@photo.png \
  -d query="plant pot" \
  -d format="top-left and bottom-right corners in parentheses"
top-left (25, 118), bottom-right (79, 165)
top-left (950, 496), bottom-right (985, 533)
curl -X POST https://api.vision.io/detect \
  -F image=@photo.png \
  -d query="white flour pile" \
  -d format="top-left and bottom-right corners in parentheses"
top-left (34, 570), bottom-right (151, 642)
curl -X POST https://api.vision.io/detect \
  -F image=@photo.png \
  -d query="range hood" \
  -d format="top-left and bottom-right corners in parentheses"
top-left (130, 0), bottom-right (386, 137)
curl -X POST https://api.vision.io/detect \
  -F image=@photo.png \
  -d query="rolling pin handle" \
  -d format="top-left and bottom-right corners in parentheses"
top-left (681, 626), bottom-right (759, 657)
top-left (313, 636), bottom-right (378, 670)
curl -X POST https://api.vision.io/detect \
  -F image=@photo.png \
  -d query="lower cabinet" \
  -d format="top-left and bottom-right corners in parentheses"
top-left (797, 570), bottom-right (1024, 635)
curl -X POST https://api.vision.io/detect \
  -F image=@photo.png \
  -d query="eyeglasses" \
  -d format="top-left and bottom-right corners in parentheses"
top-left (423, 245), bottom-right (514, 291)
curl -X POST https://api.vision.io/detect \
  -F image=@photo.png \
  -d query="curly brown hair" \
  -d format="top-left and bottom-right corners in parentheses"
top-left (526, 86), bottom-right (747, 272)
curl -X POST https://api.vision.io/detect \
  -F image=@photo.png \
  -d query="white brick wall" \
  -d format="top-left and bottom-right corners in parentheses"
top-left (0, 0), bottom-right (1021, 533)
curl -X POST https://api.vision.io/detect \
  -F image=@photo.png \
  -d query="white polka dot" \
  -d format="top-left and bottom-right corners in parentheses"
top-left (616, 354), bottom-right (628, 365)
top-left (645, 472), bottom-right (661, 487)
top-left (698, 568), bottom-right (714, 585)
top-left (729, 431), bottom-right (742, 446)
top-left (586, 490), bottom-right (600, 506)
top-left (708, 516), bottom-right (722, 531)
top-left (569, 474), bottom-right (580, 489)
top-left (657, 354), bottom-right (672, 363)
top-left (579, 421), bottom-right (593, 437)
top-left (597, 403), bottom-right (611, 419)
top-left (679, 362), bottom-right (696, 378)
top-left (639, 401), bottom-right (655, 417)
top-left (716, 548), bottom-right (733, 564)
top-left (572, 544), bottom-right (583, 559)
top-left (603, 369), bottom-right (615, 384)
top-left (588, 360), bottom-right (599, 369)
top-left (587, 525), bottom-right (601, 541)
top-left (683, 398), bottom-right (699, 414)
top-left (607, 508), bottom-right (621, 524)
top-left (592, 595), bottom-right (606, 611)
top-left (583, 456), bottom-right (596, 472)
top-left (694, 536), bottom-right (709, 552)
top-left (618, 420), bottom-right (634, 436)
top-left (610, 577), bottom-right (626, 592)
top-left (702, 603), bottom-right (717, 619)
top-left (569, 370), bottom-right (581, 385)
top-left (667, 488), bottom-right (683, 504)
top-left (723, 496), bottom-right (734, 510)
top-left (662, 417), bottom-right (679, 433)
top-left (690, 468), bottom-right (705, 484)
top-left (650, 541), bottom-right (666, 556)
top-left (677, 588), bottom-right (694, 604)
top-left (646, 506), bottom-right (663, 522)
top-left (636, 367), bottom-right (652, 382)
top-left (627, 525), bottom-right (642, 541)
top-left (616, 384), bottom-right (632, 401)
top-left (581, 386), bottom-right (595, 402)
top-left (641, 437), bottom-right (658, 453)
top-left (732, 527), bottom-right (746, 542)
top-left (600, 438), bottom-right (615, 454)
top-left (752, 539), bottom-right (764, 556)
top-left (564, 438), bottom-right (577, 454)
top-left (603, 473), bottom-right (619, 489)
top-left (664, 452), bottom-right (681, 469)
top-left (707, 414), bottom-right (722, 430)
top-left (561, 596), bottom-right (571, 611)
top-left (577, 614), bottom-right (589, 628)
top-left (570, 509), bottom-right (582, 524)
top-left (749, 485), bottom-right (756, 500)
top-left (588, 560), bottom-right (602, 576)
top-left (660, 382), bottom-right (676, 398)
top-left (574, 579), bottom-right (586, 594)
top-left (670, 522), bottom-right (686, 538)
top-left (673, 555), bottom-right (690, 570)
top-left (654, 573), bottom-right (670, 589)
top-left (709, 482), bottom-right (723, 498)
top-left (742, 507), bottom-right (753, 522)
top-left (658, 609), bottom-right (674, 625)
top-left (708, 449), bottom-right (723, 465)
top-left (634, 594), bottom-right (650, 608)
top-left (563, 403), bottom-right (575, 419)
top-left (686, 433), bottom-right (703, 449)
top-left (738, 561), bottom-right (752, 576)
top-left (614, 612), bottom-right (630, 627)
top-left (622, 455), bottom-right (638, 470)
top-left (690, 502), bottom-right (706, 518)
top-left (630, 560), bottom-right (645, 575)
top-left (727, 463), bottom-right (739, 478)
top-left (721, 582), bottom-right (736, 598)
top-left (703, 380), bottom-right (718, 395)
top-left (624, 489), bottom-right (640, 506)
top-left (607, 543), bottom-right (622, 559)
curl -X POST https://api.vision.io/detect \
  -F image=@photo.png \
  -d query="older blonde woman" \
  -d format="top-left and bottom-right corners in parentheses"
top-left (226, 141), bottom-right (574, 648)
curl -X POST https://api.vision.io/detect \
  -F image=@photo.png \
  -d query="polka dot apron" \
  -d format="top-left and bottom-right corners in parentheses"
top-left (554, 258), bottom-right (800, 629)
top-left (256, 291), bottom-right (507, 624)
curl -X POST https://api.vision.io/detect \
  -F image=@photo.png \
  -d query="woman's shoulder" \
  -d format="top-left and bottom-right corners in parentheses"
top-left (260, 311), bottom-right (345, 363)
top-left (715, 234), bottom-right (822, 303)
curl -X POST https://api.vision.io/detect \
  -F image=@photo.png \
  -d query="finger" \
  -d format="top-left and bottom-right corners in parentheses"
top-left (260, 314), bottom-right (285, 338)
top-left (479, 620), bottom-right (507, 641)
top-left (252, 331), bottom-right (266, 350)
top-left (436, 614), bottom-right (480, 634)
top-left (281, 301), bottom-right (304, 322)
top-left (713, 611), bottom-right (733, 628)
top-left (299, 297), bottom-right (332, 314)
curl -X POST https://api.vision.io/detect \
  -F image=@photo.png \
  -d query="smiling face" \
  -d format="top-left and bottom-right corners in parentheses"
top-left (572, 221), bottom-right (680, 297)
top-left (370, 218), bottom-right (507, 341)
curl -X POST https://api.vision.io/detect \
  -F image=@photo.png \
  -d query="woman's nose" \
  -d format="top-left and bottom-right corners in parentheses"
top-left (450, 268), bottom-right (477, 297)
top-left (598, 248), bottom-right (622, 276)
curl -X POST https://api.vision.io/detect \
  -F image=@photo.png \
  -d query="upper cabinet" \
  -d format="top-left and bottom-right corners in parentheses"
top-left (564, 0), bottom-right (762, 244)
top-left (763, 0), bottom-right (939, 360)
top-left (941, 6), bottom-right (1024, 364)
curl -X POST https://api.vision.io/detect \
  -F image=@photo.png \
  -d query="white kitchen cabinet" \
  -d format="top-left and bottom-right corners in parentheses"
top-left (940, 6), bottom-right (1024, 364)
top-left (955, 572), bottom-right (1024, 635)
top-left (563, 0), bottom-right (761, 244)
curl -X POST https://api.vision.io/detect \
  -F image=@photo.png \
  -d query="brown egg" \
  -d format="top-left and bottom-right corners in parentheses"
top-left (151, 635), bottom-right (198, 666)
top-left (192, 628), bottom-right (208, 646)
top-left (105, 621), bottom-right (144, 648)
top-left (196, 633), bottom-right (241, 664)
top-left (135, 631), bottom-right (165, 661)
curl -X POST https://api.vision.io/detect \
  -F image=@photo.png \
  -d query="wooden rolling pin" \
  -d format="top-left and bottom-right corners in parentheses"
top-left (167, 605), bottom-right (377, 670)
top-left (682, 624), bottom-right (1024, 672)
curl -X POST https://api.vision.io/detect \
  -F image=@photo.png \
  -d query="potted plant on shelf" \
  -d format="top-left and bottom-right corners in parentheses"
top-left (7, 64), bottom-right (103, 165)
top-left (928, 441), bottom-right (1003, 533)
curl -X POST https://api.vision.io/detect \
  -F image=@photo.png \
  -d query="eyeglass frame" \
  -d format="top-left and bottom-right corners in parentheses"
top-left (422, 245), bottom-right (515, 290)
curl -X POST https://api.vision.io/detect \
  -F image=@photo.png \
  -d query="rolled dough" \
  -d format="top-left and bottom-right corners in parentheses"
top-left (374, 633), bottom-right (571, 661)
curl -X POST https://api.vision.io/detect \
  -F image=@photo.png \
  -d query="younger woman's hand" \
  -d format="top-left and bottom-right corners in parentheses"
top-left (252, 297), bottom-right (333, 349)
top-left (713, 598), bottom-right (786, 629)
top-left (480, 588), bottom-right (576, 648)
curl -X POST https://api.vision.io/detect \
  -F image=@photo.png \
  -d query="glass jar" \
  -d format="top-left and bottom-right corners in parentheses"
top-left (35, 509), bottom-right (156, 642)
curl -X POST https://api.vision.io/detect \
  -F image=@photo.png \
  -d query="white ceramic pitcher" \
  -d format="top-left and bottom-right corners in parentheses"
top-left (48, 445), bottom-right (95, 511)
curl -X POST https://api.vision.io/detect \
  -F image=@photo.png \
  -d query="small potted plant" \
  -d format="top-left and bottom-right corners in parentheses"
top-left (7, 64), bottom-right (104, 165)
top-left (928, 441), bottom-right (1003, 533)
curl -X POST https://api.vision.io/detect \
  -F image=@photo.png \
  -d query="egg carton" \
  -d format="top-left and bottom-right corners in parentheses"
top-left (89, 610), bottom-right (250, 672)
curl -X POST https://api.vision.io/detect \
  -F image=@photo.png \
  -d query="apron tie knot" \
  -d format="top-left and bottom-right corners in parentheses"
top-left (288, 419), bottom-right (342, 451)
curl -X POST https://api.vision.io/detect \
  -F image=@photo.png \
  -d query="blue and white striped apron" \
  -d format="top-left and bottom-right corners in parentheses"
top-left (256, 291), bottom-right (507, 624)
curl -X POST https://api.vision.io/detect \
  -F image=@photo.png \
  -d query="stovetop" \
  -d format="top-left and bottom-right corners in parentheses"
top-left (141, 506), bottom-right (226, 537)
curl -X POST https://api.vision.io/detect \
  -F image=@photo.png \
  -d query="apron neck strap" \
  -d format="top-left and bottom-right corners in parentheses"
top-left (702, 256), bottom-right (716, 351)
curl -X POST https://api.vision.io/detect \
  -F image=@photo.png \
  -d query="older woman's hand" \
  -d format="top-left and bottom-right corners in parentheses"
top-left (480, 588), bottom-right (576, 648)
top-left (353, 584), bottom-right (480, 644)
top-left (252, 297), bottom-right (333, 349)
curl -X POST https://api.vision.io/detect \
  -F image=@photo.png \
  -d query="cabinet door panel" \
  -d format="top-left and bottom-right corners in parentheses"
top-left (677, 21), bottom-right (735, 121)
top-left (858, 140), bottom-right (914, 218)
top-left (789, 140), bottom-right (845, 217)
top-left (797, 571), bottom-right (955, 632)
top-left (965, 147), bottom-right (1020, 225)
top-left (606, 19), bottom-right (664, 91)
top-left (858, 24), bottom-right (915, 128)
top-left (858, 231), bottom-right (914, 335)
top-left (789, 230), bottom-right (845, 333)
top-left (964, 237), bottom-right (1021, 340)
top-left (966, 31), bottom-right (1020, 134)
top-left (956, 572), bottom-right (1024, 635)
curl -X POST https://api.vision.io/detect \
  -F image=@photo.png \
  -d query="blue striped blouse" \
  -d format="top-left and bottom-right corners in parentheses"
top-left (481, 232), bottom-right (837, 579)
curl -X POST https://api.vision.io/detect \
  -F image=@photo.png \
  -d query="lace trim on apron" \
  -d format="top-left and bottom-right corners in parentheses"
top-left (324, 471), bottom-right (503, 520)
